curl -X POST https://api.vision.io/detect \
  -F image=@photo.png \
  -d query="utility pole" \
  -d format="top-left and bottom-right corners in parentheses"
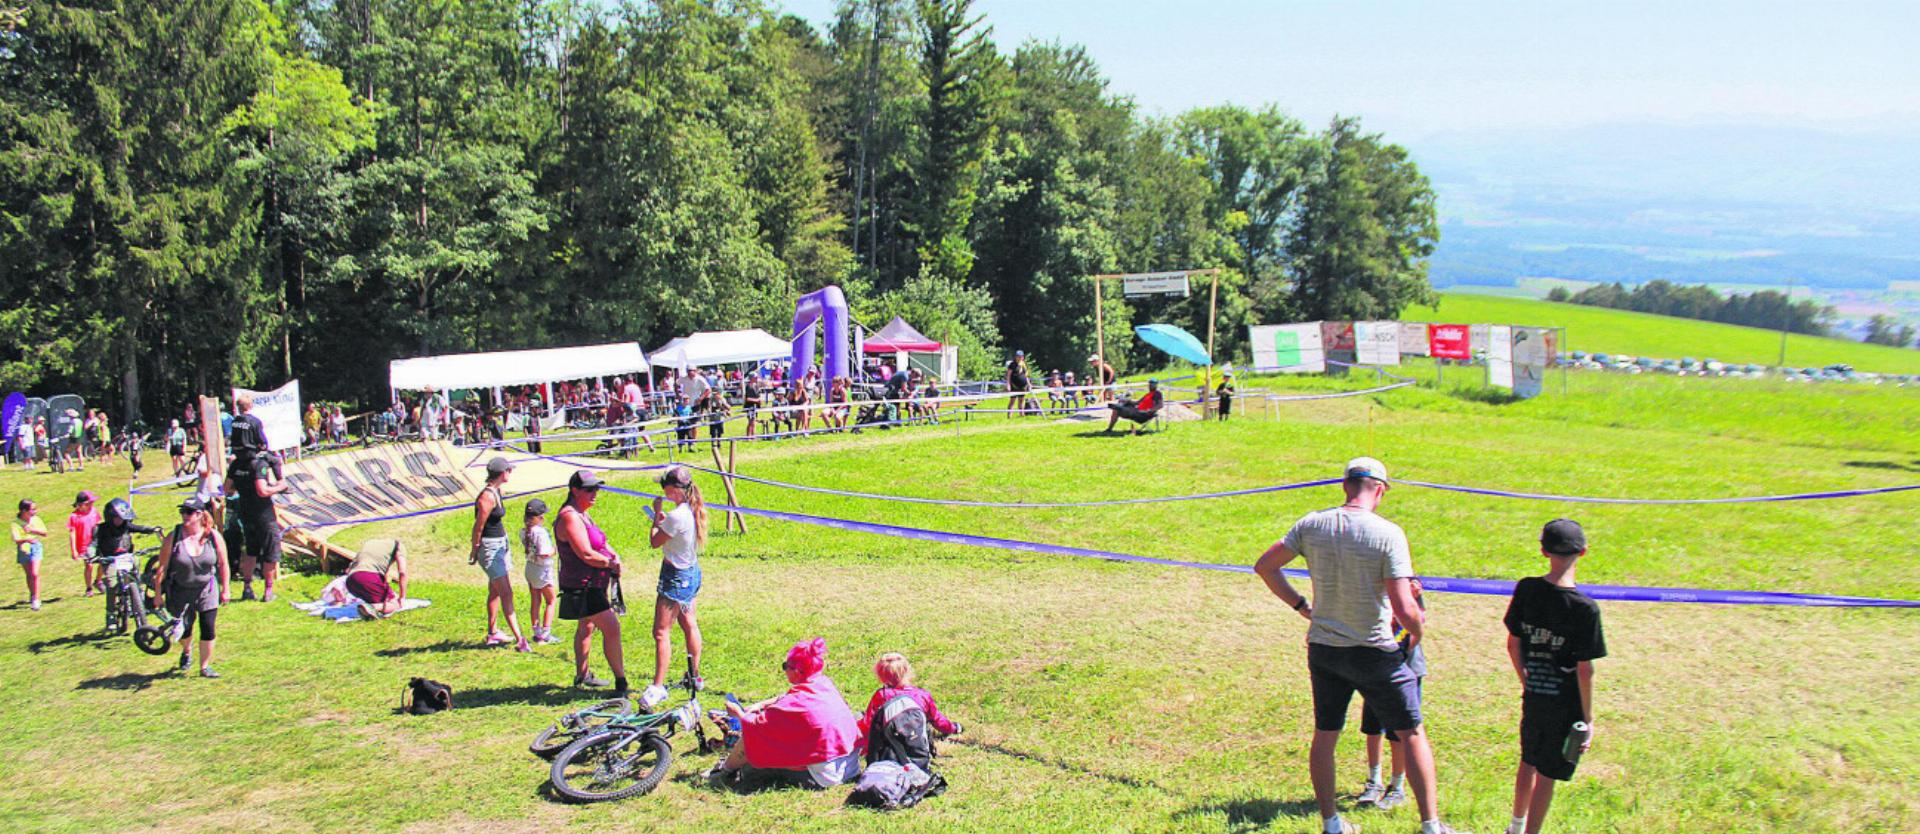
top-left (1777, 276), bottom-right (1794, 369)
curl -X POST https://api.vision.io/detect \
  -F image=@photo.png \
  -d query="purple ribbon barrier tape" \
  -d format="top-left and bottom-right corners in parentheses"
top-left (684, 465), bottom-right (1341, 508)
top-left (599, 485), bottom-right (1918, 609)
top-left (1396, 479), bottom-right (1920, 505)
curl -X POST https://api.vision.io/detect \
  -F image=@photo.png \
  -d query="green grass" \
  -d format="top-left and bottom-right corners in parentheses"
top-left (1405, 292), bottom-right (1920, 373)
top-left (1, 369), bottom-right (1916, 833)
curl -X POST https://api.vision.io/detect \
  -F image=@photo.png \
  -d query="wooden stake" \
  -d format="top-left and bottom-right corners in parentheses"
top-left (1094, 274), bottom-right (1105, 371)
top-left (711, 440), bottom-right (746, 534)
top-left (1203, 271), bottom-right (1219, 418)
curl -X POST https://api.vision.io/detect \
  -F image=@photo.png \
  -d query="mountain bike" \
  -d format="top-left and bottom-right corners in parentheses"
top-left (544, 667), bottom-right (724, 802)
top-left (87, 541), bottom-right (178, 655)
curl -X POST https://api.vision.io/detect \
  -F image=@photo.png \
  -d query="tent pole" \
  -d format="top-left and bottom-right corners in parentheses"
top-left (1094, 275), bottom-right (1105, 372)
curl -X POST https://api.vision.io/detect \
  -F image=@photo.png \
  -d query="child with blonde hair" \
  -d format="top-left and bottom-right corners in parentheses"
top-left (859, 652), bottom-right (962, 756)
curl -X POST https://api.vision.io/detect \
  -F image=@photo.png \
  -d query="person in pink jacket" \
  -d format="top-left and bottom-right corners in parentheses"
top-left (708, 637), bottom-right (862, 791)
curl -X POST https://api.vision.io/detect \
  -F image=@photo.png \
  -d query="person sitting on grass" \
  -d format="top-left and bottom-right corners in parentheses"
top-left (707, 637), bottom-right (862, 791)
top-left (1103, 379), bottom-right (1163, 435)
top-left (857, 652), bottom-right (962, 769)
top-left (343, 538), bottom-right (409, 619)
top-left (1504, 519), bottom-right (1606, 834)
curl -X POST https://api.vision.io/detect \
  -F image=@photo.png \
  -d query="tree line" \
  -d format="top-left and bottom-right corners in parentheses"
top-left (1547, 281), bottom-right (1835, 338)
top-left (1, 0), bottom-right (1439, 421)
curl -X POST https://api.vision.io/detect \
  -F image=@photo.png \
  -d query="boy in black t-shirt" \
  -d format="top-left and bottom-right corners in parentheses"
top-left (1503, 519), bottom-right (1607, 834)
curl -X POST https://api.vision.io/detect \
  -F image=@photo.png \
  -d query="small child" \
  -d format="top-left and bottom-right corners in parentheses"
top-left (858, 652), bottom-right (963, 766)
top-left (13, 498), bottom-right (49, 610)
top-left (1215, 371), bottom-right (1235, 421)
top-left (521, 499), bottom-right (560, 644)
top-left (68, 491), bottom-right (101, 598)
top-left (1504, 519), bottom-right (1607, 834)
top-left (1046, 371), bottom-right (1065, 412)
top-left (1356, 578), bottom-right (1426, 810)
top-left (1063, 371), bottom-right (1081, 408)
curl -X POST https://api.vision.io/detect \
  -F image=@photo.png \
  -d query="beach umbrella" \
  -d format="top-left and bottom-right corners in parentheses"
top-left (1133, 324), bottom-right (1212, 366)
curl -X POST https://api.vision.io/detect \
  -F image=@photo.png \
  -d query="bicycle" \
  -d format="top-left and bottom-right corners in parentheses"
top-left (543, 667), bottom-right (727, 803)
top-left (86, 541), bottom-right (178, 656)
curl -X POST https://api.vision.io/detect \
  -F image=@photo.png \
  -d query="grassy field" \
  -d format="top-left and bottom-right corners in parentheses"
top-left (1404, 292), bottom-right (1920, 374)
top-left (1, 368), bottom-right (1915, 833)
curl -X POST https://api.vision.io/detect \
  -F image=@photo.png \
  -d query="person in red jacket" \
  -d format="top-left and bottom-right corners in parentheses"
top-left (708, 637), bottom-right (862, 791)
top-left (857, 652), bottom-right (963, 747)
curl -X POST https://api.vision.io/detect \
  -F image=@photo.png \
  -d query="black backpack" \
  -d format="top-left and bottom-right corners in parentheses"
top-left (865, 694), bottom-right (934, 771)
top-left (402, 678), bottom-right (453, 715)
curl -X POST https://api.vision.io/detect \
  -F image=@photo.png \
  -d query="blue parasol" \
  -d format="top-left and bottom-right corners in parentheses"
top-left (1133, 324), bottom-right (1212, 366)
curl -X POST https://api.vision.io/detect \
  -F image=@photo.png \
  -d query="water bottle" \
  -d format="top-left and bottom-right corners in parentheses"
top-left (723, 692), bottom-right (743, 735)
top-left (1563, 721), bottom-right (1592, 763)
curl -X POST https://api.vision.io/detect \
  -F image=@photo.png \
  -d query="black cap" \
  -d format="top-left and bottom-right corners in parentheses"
top-left (569, 469), bottom-right (604, 490)
top-left (1541, 518), bottom-right (1586, 556)
top-left (179, 497), bottom-right (210, 514)
top-left (524, 498), bottom-right (549, 516)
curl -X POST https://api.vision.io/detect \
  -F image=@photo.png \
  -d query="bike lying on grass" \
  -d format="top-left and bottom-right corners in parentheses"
top-left (86, 540), bottom-right (179, 656)
top-left (534, 666), bottom-right (737, 802)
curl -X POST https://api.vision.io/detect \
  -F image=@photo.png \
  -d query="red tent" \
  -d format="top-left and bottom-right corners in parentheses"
top-left (862, 316), bottom-right (943, 353)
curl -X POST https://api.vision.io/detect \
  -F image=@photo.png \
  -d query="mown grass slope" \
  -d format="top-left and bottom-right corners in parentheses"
top-left (1404, 292), bottom-right (1920, 373)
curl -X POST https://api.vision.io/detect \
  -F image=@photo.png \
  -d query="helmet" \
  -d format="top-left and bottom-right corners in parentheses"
top-left (104, 497), bottom-right (136, 524)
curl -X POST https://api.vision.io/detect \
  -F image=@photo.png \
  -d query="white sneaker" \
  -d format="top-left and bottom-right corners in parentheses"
top-left (1355, 780), bottom-right (1386, 807)
top-left (639, 684), bottom-right (670, 711)
top-left (30, 600), bottom-right (41, 611)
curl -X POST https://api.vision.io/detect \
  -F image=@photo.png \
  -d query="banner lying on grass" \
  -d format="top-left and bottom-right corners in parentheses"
top-left (270, 440), bottom-right (485, 530)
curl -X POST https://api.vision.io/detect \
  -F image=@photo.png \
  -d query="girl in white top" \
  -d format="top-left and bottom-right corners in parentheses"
top-left (522, 499), bottom-right (560, 644)
top-left (640, 465), bottom-right (708, 709)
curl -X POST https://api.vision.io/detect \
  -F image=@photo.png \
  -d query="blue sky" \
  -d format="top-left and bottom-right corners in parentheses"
top-left (777, 0), bottom-right (1920, 138)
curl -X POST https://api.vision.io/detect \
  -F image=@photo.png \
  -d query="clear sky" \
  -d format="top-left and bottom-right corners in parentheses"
top-left (777, 0), bottom-right (1920, 138)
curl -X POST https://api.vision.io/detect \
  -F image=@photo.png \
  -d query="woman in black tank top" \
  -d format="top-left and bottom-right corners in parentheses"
top-left (472, 457), bottom-right (528, 651)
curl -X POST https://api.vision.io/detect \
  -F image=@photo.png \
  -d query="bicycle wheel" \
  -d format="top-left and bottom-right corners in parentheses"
top-left (529, 698), bottom-right (632, 760)
top-left (133, 625), bottom-right (172, 656)
top-left (549, 730), bottom-right (673, 803)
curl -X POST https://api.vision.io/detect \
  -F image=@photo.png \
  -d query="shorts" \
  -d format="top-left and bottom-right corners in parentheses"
top-left (1218, 397), bottom-right (1232, 415)
top-left (725, 763), bottom-right (827, 793)
top-left (476, 536), bottom-right (512, 580)
top-left (557, 586), bottom-right (612, 620)
top-left (657, 561), bottom-right (701, 607)
top-left (525, 558), bottom-right (556, 590)
top-left (1520, 696), bottom-right (1585, 781)
top-left (344, 570), bottom-right (395, 604)
top-left (1307, 643), bottom-right (1422, 734)
top-left (1361, 677), bottom-right (1423, 740)
top-left (242, 514), bottom-right (282, 563)
top-left (16, 541), bottom-right (42, 565)
top-left (168, 444), bottom-right (185, 457)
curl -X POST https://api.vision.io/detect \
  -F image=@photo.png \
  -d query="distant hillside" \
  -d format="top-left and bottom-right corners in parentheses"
top-left (1402, 293), bottom-right (1920, 374)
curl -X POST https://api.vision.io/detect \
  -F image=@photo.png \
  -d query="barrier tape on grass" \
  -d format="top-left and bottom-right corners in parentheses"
top-left (595, 485), bottom-right (1919, 608)
top-left (129, 472), bottom-right (199, 495)
top-left (1394, 479), bottom-right (1920, 505)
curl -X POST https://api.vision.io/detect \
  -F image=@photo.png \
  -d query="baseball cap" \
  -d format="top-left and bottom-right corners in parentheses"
top-left (1541, 518), bottom-right (1587, 556)
top-left (658, 465), bottom-right (693, 489)
top-left (486, 457), bottom-right (516, 477)
top-left (569, 469), bottom-right (604, 490)
top-left (1344, 456), bottom-right (1389, 483)
top-left (524, 498), bottom-right (549, 517)
top-left (74, 490), bottom-right (97, 507)
top-left (1015, 350), bottom-right (1025, 357)
top-left (179, 497), bottom-right (210, 514)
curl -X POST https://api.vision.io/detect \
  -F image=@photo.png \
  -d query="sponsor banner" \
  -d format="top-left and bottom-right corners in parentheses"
top-left (1354, 321), bottom-right (1402, 366)
top-left (1319, 321), bottom-right (1356, 352)
top-left (1429, 324), bottom-right (1471, 360)
top-left (1487, 325), bottom-right (1514, 389)
top-left (271, 440), bottom-right (487, 530)
top-left (1469, 324), bottom-right (1490, 356)
top-left (1119, 270), bottom-right (1194, 298)
top-left (1512, 327), bottom-right (1556, 399)
top-left (1398, 323), bottom-right (1431, 356)
top-left (233, 380), bottom-right (302, 451)
top-left (2, 392), bottom-right (23, 446)
top-left (1249, 323), bottom-right (1326, 373)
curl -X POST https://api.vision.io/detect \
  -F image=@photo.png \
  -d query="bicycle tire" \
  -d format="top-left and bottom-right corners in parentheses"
top-left (133, 625), bottom-right (172, 656)
top-left (549, 730), bottom-right (673, 803)
top-left (529, 698), bottom-right (632, 760)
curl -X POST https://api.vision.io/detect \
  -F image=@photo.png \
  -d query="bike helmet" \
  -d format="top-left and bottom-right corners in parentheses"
top-left (104, 497), bottom-right (136, 524)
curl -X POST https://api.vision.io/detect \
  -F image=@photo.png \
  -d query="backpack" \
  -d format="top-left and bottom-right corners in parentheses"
top-left (846, 760), bottom-right (946, 811)
top-left (402, 678), bottom-right (453, 715)
top-left (865, 694), bottom-right (935, 771)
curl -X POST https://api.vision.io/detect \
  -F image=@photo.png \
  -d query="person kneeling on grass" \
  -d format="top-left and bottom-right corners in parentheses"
top-left (343, 538), bottom-right (409, 619)
top-left (1503, 519), bottom-right (1606, 834)
top-left (707, 637), bottom-right (862, 791)
top-left (1103, 379), bottom-right (1163, 435)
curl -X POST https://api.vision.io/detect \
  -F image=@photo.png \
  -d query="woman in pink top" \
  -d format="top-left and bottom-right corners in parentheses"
top-left (708, 637), bottom-right (862, 791)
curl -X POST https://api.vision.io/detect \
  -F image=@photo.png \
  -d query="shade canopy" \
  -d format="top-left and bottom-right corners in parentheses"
top-left (1134, 324), bottom-right (1212, 366)
top-left (862, 316), bottom-right (943, 353)
top-left (648, 329), bottom-right (793, 369)
top-left (389, 342), bottom-right (648, 391)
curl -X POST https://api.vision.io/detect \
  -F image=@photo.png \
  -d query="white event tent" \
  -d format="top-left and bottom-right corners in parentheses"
top-left (388, 342), bottom-right (650, 392)
top-left (648, 329), bottom-right (792, 370)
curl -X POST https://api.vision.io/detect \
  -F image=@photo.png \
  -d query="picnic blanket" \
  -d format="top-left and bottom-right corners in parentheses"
top-left (290, 576), bottom-right (432, 622)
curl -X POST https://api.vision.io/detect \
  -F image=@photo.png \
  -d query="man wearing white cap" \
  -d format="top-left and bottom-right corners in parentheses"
top-left (1254, 457), bottom-right (1468, 834)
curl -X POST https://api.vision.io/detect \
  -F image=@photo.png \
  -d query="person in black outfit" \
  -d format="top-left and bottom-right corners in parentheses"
top-left (1215, 371), bottom-right (1235, 421)
top-left (1503, 518), bottom-right (1607, 834)
top-left (229, 446), bottom-right (288, 602)
top-left (1005, 351), bottom-right (1032, 418)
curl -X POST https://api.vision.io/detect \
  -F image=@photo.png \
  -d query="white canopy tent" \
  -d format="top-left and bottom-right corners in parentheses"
top-left (388, 342), bottom-right (649, 391)
top-left (648, 329), bottom-right (792, 369)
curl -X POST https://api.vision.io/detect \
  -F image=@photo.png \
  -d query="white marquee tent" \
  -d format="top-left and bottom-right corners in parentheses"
top-left (388, 342), bottom-right (649, 392)
top-left (648, 329), bottom-right (792, 369)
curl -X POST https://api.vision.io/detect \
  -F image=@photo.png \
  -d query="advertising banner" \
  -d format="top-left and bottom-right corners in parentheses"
top-left (1, 392), bottom-right (23, 449)
top-left (1429, 324), bottom-right (1471, 360)
top-left (1487, 325), bottom-right (1514, 389)
top-left (270, 440), bottom-right (487, 529)
top-left (1249, 323), bottom-right (1326, 373)
top-left (233, 380), bottom-right (302, 451)
top-left (1469, 324), bottom-right (1490, 356)
top-left (1398, 323), bottom-right (1432, 356)
top-left (1512, 327), bottom-right (1556, 399)
top-left (1354, 321), bottom-right (1402, 366)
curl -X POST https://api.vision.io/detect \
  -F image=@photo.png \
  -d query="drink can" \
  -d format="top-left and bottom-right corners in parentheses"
top-left (1563, 721), bottom-right (1591, 763)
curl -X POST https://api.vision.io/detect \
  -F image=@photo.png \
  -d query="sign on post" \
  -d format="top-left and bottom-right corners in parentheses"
top-left (1120, 271), bottom-right (1194, 298)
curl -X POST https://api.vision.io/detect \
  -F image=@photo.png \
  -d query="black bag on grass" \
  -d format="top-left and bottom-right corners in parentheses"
top-left (403, 677), bottom-right (453, 715)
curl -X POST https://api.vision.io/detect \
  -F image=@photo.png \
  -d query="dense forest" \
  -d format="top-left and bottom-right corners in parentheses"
top-left (0, 0), bottom-right (1439, 419)
top-left (1547, 281), bottom-right (1834, 337)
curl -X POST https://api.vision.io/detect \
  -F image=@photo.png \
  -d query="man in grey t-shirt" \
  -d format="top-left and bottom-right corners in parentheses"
top-left (1255, 457), bottom-right (1468, 834)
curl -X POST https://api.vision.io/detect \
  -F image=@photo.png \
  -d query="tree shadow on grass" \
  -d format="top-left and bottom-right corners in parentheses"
top-left (1171, 796), bottom-right (1323, 833)
top-left (946, 737), bottom-right (1174, 794)
top-left (1843, 460), bottom-right (1920, 473)
top-left (76, 670), bottom-right (175, 692)
top-left (29, 631), bottom-right (116, 654)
